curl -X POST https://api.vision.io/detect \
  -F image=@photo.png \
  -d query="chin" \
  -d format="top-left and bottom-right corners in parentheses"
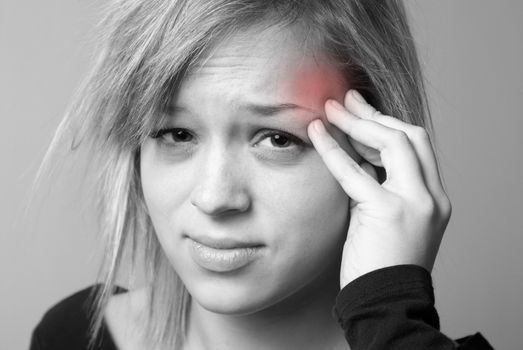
top-left (191, 290), bottom-right (272, 316)
top-left (187, 275), bottom-right (289, 316)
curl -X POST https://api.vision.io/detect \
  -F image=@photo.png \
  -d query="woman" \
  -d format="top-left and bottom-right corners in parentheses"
top-left (30, 0), bottom-right (493, 349)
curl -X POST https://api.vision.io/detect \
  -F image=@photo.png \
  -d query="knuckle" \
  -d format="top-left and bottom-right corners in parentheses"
top-left (411, 126), bottom-right (430, 141)
top-left (324, 138), bottom-right (340, 153)
top-left (345, 160), bottom-right (367, 176)
top-left (388, 130), bottom-right (409, 145)
top-left (352, 117), bottom-right (366, 130)
top-left (370, 108), bottom-right (383, 119)
top-left (440, 195), bottom-right (453, 218)
top-left (337, 162), bottom-right (365, 187)
top-left (333, 171), bottom-right (347, 186)
top-left (418, 194), bottom-right (437, 214)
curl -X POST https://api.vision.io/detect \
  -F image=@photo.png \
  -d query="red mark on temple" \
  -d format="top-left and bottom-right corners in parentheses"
top-left (284, 60), bottom-right (346, 118)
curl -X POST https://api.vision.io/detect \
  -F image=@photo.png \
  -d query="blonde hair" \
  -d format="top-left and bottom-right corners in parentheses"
top-left (38, 0), bottom-right (433, 348)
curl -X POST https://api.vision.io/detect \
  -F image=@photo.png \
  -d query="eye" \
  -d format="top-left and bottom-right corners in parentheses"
top-left (149, 128), bottom-right (305, 151)
top-left (150, 128), bottom-right (195, 145)
top-left (256, 129), bottom-right (305, 149)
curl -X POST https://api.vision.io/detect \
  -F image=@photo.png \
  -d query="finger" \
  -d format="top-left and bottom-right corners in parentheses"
top-left (350, 162), bottom-right (380, 209)
top-left (325, 100), bottom-right (425, 194)
top-left (307, 119), bottom-right (385, 204)
top-left (344, 89), bottom-right (383, 120)
top-left (345, 90), bottom-right (447, 199)
top-left (345, 136), bottom-right (384, 169)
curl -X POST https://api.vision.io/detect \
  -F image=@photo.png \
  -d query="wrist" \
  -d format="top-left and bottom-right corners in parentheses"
top-left (340, 261), bottom-right (432, 289)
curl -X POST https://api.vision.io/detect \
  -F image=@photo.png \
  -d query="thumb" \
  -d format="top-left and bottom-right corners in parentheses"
top-left (349, 162), bottom-right (380, 211)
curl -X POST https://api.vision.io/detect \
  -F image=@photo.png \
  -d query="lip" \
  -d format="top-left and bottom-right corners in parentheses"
top-left (187, 236), bottom-right (264, 273)
top-left (190, 234), bottom-right (263, 249)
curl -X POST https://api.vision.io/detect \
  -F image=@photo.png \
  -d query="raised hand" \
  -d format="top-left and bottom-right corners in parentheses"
top-left (307, 90), bottom-right (452, 288)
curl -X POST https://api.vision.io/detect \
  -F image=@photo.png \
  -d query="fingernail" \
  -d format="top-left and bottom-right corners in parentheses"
top-left (313, 119), bottom-right (325, 132)
top-left (328, 99), bottom-right (345, 111)
top-left (351, 90), bottom-right (366, 103)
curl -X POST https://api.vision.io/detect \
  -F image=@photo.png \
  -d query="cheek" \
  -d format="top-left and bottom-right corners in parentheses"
top-left (297, 181), bottom-right (348, 249)
top-left (261, 172), bottom-right (349, 288)
top-left (140, 153), bottom-right (166, 216)
top-left (263, 163), bottom-right (350, 257)
top-left (140, 143), bottom-right (186, 231)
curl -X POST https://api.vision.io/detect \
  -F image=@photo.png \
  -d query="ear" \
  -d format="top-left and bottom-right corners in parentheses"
top-left (360, 162), bottom-right (386, 185)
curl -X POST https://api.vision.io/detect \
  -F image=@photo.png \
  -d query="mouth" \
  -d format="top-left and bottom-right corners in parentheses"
top-left (187, 235), bottom-right (265, 273)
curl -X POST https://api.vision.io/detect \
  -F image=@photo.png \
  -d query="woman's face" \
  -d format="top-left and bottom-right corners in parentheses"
top-left (140, 26), bottom-right (359, 314)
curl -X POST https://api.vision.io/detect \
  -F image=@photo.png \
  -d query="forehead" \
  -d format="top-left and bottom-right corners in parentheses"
top-left (178, 25), bottom-right (347, 109)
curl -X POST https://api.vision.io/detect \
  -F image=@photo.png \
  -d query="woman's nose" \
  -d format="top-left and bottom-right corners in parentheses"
top-left (190, 150), bottom-right (251, 216)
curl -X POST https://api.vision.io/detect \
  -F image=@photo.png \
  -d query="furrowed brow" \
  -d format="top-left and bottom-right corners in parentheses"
top-left (165, 102), bottom-right (322, 119)
top-left (244, 103), bottom-right (319, 118)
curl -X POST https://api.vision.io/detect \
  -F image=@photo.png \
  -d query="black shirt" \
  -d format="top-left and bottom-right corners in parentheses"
top-left (30, 265), bottom-right (494, 349)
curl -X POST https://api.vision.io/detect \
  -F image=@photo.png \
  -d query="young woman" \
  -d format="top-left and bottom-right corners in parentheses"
top-left (30, 0), bottom-right (493, 349)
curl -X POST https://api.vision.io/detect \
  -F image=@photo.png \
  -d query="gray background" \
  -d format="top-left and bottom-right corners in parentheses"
top-left (2, 1), bottom-right (522, 349)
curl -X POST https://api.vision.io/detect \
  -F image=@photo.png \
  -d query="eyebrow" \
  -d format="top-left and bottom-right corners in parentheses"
top-left (167, 102), bottom-right (322, 119)
top-left (243, 102), bottom-right (320, 118)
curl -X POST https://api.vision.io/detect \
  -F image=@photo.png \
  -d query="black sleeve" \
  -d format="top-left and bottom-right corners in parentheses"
top-left (28, 284), bottom-right (124, 350)
top-left (29, 326), bottom-right (43, 350)
top-left (332, 265), bottom-right (494, 350)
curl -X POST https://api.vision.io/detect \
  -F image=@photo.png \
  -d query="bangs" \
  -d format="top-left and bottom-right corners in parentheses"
top-left (85, 0), bottom-right (328, 152)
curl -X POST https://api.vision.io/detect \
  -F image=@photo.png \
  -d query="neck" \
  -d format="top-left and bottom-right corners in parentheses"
top-left (184, 264), bottom-right (347, 350)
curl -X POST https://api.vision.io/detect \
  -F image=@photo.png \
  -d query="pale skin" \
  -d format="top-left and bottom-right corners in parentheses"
top-left (312, 92), bottom-right (452, 288)
top-left (104, 25), bottom-right (451, 350)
